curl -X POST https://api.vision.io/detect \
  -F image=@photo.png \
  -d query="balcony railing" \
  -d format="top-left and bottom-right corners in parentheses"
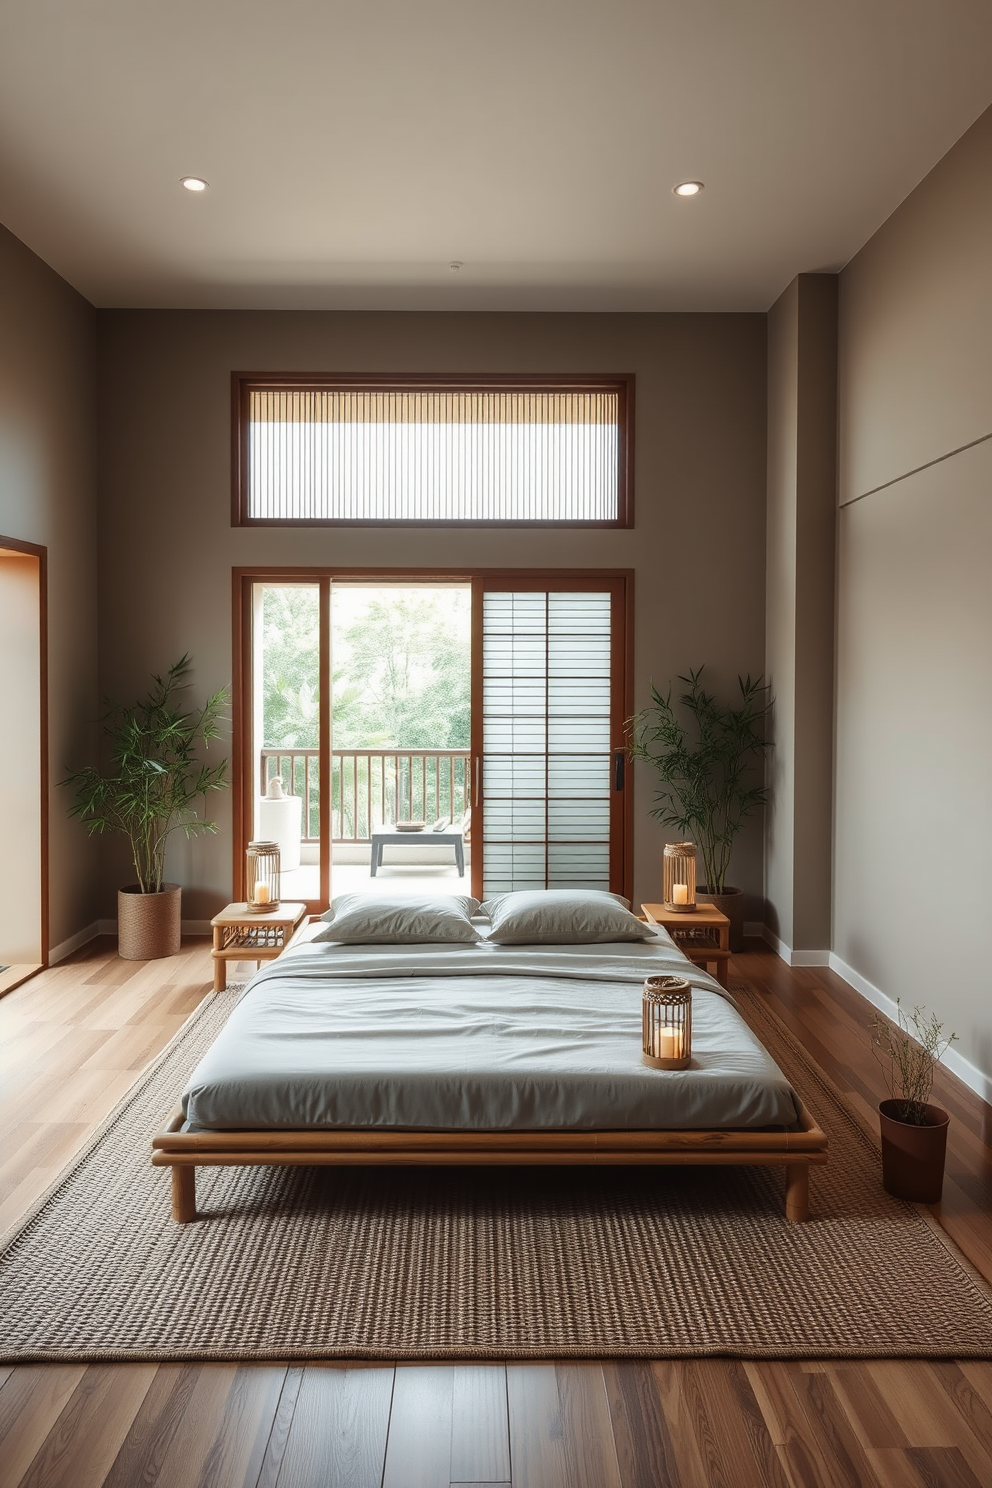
top-left (261, 747), bottom-right (471, 843)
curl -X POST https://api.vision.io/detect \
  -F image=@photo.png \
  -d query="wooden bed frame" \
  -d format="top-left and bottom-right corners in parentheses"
top-left (152, 1103), bottom-right (828, 1224)
top-left (152, 914), bottom-right (827, 1223)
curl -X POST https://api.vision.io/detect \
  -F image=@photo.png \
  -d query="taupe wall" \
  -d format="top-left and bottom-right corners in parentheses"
top-left (764, 276), bottom-right (837, 955)
top-left (96, 311), bottom-right (768, 920)
top-left (0, 224), bottom-right (100, 952)
top-left (836, 104), bottom-right (992, 1080)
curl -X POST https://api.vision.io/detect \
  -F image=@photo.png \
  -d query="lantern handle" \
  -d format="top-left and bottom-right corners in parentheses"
top-left (613, 749), bottom-right (625, 791)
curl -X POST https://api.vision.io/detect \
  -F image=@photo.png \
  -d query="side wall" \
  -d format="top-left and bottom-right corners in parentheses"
top-left (0, 224), bottom-right (100, 955)
top-left (836, 104), bottom-right (992, 1088)
top-left (764, 276), bottom-right (837, 960)
top-left (96, 311), bottom-right (768, 921)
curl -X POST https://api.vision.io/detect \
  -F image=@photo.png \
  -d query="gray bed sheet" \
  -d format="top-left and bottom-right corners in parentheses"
top-left (181, 928), bottom-right (801, 1133)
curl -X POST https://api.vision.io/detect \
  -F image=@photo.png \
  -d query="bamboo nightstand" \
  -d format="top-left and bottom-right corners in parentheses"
top-left (641, 903), bottom-right (732, 989)
top-left (210, 902), bottom-right (307, 990)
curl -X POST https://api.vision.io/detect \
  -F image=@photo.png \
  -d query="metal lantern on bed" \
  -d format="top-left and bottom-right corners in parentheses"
top-left (245, 840), bottom-right (281, 912)
top-left (662, 841), bottom-right (697, 912)
top-left (642, 975), bottom-right (692, 1070)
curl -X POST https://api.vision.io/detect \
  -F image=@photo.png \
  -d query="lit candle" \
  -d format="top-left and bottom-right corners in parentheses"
top-left (253, 882), bottom-right (271, 906)
top-left (652, 1026), bottom-right (682, 1061)
top-left (672, 883), bottom-right (689, 906)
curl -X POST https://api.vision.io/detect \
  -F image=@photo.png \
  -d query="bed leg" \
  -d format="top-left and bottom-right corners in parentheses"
top-left (171, 1164), bottom-right (197, 1223)
top-left (785, 1163), bottom-right (809, 1222)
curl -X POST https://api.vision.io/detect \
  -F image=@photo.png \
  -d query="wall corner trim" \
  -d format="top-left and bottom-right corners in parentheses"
top-left (828, 952), bottom-right (992, 1107)
top-left (760, 926), bottom-right (830, 967)
top-left (49, 922), bottom-right (100, 964)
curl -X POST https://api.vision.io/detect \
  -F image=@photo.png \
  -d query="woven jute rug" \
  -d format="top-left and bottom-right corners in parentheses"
top-left (3, 981), bottom-right (992, 1362)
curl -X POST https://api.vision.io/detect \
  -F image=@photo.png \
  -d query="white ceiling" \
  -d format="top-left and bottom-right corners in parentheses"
top-left (0, 0), bottom-right (990, 311)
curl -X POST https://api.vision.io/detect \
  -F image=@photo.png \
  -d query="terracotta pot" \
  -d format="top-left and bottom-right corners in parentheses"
top-left (696, 885), bottom-right (745, 953)
top-left (878, 1099), bottom-right (949, 1203)
top-left (118, 883), bottom-right (182, 960)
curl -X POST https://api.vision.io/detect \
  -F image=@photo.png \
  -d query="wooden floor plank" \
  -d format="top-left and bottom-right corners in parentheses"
top-left (557, 1363), bottom-right (623, 1488)
top-left (272, 1364), bottom-right (393, 1488)
top-left (0, 1365), bottom-right (88, 1488)
top-left (254, 1364), bottom-right (304, 1488)
top-left (650, 1363), bottom-right (711, 1488)
top-left (602, 1360), bottom-right (684, 1488)
top-left (905, 1446), bottom-right (986, 1488)
top-left (743, 1363), bottom-right (844, 1488)
top-left (506, 1364), bottom-right (569, 1488)
top-left (826, 1363), bottom-right (907, 1449)
top-left (449, 1364), bottom-right (510, 1484)
top-left (381, 1365), bottom-right (454, 1488)
top-left (14, 1363), bottom-right (157, 1488)
top-left (786, 1367), bottom-right (883, 1488)
top-left (100, 1362), bottom-right (287, 1488)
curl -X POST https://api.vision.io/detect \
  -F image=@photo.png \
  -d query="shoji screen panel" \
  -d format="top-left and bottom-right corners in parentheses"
top-left (474, 580), bottom-right (628, 899)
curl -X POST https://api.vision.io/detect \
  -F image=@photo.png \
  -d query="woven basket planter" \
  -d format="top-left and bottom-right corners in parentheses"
top-left (118, 884), bottom-right (181, 961)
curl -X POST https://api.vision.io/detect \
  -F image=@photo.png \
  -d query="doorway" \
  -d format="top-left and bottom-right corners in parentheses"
top-left (236, 569), bottom-right (632, 908)
top-left (0, 536), bottom-right (47, 990)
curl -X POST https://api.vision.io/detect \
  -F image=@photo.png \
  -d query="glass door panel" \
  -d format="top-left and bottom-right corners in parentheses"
top-left (474, 580), bottom-right (627, 900)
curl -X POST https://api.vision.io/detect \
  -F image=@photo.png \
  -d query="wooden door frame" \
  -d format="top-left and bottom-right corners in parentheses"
top-left (0, 534), bottom-right (49, 968)
top-left (233, 567), bottom-right (634, 907)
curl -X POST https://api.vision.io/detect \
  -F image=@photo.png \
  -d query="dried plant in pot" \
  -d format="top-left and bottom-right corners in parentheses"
top-left (627, 668), bottom-right (772, 951)
top-left (870, 1002), bottom-right (958, 1204)
top-left (61, 656), bottom-right (229, 960)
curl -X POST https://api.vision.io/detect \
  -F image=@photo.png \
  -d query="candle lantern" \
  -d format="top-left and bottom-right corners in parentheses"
top-left (642, 976), bottom-right (692, 1070)
top-left (663, 841), bottom-right (697, 912)
top-left (246, 840), bottom-right (281, 912)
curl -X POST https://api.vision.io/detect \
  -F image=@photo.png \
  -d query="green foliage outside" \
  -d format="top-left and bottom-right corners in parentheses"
top-left (261, 586), bottom-right (471, 750)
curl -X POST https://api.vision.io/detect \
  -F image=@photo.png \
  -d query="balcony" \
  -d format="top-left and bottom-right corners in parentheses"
top-left (260, 747), bottom-right (472, 900)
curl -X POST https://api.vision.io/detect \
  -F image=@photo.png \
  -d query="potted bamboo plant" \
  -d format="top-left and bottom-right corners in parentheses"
top-left (871, 1002), bottom-right (957, 1203)
top-left (628, 668), bottom-right (772, 951)
top-left (62, 656), bottom-right (229, 960)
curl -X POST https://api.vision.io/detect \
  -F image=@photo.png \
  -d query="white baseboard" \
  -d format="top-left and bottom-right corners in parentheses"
top-left (828, 952), bottom-right (992, 1107)
top-left (759, 926), bottom-right (830, 968)
top-left (97, 918), bottom-right (211, 937)
top-left (49, 922), bottom-right (100, 964)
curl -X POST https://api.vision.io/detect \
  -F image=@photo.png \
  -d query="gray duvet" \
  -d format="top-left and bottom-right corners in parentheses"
top-left (181, 928), bottom-right (801, 1132)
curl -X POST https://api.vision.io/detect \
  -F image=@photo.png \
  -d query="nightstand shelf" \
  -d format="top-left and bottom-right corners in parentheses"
top-left (210, 902), bottom-right (307, 990)
top-left (641, 903), bottom-right (732, 989)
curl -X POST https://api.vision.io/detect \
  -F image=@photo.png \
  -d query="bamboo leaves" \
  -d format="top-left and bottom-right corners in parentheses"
top-left (627, 667), bottom-right (772, 895)
top-left (60, 655), bottom-right (229, 894)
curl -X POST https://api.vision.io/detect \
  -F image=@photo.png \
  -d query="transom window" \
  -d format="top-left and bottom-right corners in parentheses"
top-left (233, 375), bottom-right (632, 526)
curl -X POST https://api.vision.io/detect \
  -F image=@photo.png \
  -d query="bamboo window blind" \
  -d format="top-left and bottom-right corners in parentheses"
top-left (237, 379), bottom-right (631, 525)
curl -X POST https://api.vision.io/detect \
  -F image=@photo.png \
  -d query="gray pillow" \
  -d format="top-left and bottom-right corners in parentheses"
top-left (313, 893), bottom-right (482, 944)
top-left (481, 889), bottom-right (649, 945)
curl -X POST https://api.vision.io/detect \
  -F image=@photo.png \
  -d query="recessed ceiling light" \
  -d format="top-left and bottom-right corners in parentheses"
top-left (449, 261), bottom-right (463, 272)
top-left (673, 181), bottom-right (703, 197)
top-left (180, 176), bottom-right (209, 193)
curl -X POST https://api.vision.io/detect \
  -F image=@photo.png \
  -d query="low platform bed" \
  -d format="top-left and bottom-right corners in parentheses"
top-left (152, 909), bottom-right (828, 1222)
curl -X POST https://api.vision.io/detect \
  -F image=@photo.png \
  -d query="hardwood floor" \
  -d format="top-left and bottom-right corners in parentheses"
top-left (2, 937), bottom-right (992, 1487)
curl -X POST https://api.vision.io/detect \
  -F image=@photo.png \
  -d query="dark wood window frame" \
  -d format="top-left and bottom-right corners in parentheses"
top-left (232, 567), bottom-right (634, 908)
top-left (231, 373), bottom-right (634, 528)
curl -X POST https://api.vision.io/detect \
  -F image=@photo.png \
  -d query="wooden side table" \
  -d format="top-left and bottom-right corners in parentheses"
top-left (210, 902), bottom-right (307, 990)
top-left (641, 903), bottom-right (732, 989)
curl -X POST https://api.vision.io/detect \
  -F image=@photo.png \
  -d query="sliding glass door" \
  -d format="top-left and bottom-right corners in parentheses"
top-left (237, 570), bottom-right (631, 908)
